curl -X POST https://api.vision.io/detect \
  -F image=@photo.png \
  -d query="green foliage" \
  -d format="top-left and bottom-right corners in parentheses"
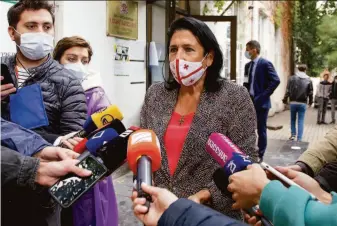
top-left (274, 3), bottom-right (283, 29)
top-left (315, 14), bottom-right (337, 70)
top-left (202, 2), bottom-right (210, 15)
top-left (293, 0), bottom-right (337, 77)
top-left (214, 0), bottom-right (226, 13)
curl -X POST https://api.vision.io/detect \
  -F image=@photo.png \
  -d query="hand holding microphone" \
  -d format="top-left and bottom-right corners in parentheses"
top-left (58, 105), bottom-right (123, 149)
top-left (127, 129), bottom-right (162, 211)
top-left (133, 183), bottom-right (178, 226)
top-left (227, 164), bottom-right (270, 210)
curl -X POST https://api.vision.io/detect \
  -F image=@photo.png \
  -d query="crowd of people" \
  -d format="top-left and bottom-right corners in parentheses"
top-left (1, 1), bottom-right (336, 226)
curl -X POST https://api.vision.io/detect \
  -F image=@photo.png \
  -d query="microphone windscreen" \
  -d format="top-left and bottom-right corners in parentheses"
top-left (91, 105), bottom-right (123, 129)
top-left (206, 133), bottom-right (247, 167)
top-left (97, 126), bottom-right (140, 175)
top-left (127, 129), bottom-right (161, 174)
top-left (86, 128), bottom-right (119, 155)
top-left (73, 138), bottom-right (88, 154)
top-left (87, 119), bottom-right (126, 139)
top-left (213, 168), bottom-right (231, 196)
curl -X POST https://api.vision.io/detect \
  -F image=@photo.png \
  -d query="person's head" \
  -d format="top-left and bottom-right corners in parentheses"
top-left (166, 17), bottom-right (224, 92)
top-left (245, 40), bottom-right (260, 60)
top-left (323, 73), bottom-right (329, 81)
top-left (53, 36), bottom-right (93, 80)
top-left (297, 64), bottom-right (307, 72)
top-left (7, 0), bottom-right (55, 60)
top-left (53, 36), bottom-right (93, 66)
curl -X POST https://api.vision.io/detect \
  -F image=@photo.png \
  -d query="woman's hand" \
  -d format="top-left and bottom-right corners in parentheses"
top-left (227, 164), bottom-right (270, 210)
top-left (188, 189), bottom-right (211, 204)
top-left (275, 166), bottom-right (332, 204)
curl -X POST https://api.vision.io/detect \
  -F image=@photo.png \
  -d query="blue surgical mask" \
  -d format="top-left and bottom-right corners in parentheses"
top-left (244, 51), bottom-right (252, 60)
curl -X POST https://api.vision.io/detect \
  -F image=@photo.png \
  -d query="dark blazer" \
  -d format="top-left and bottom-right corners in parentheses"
top-left (140, 80), bottom-right (258, 219)
top-left (243, 58), bottom-right (280, 109)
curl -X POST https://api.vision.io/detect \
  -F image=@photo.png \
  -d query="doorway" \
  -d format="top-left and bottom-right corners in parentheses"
top-left (146, 0), bottom-right (238, 87)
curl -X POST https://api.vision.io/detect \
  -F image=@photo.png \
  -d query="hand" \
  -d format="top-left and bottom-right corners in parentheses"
top-left (188, 189), bottom-right (211, 204)
top-left (35, 159), bottom-right (92, 186)
top-left (275, 167), bottom-right (332, 204)
top-left (34, 146), bottom-right (79, 162)
top-left (243, 211), bottom-right (261, 226)
top-left (286, 164), bottom-right (302, 172)
top-left (0, 76), bottom-right (16, 101)
top-left (60, 137), bottom-right (83, 150)
top-left (227, 164), bottom-right (270, 210)
top-left (132, 183), bottom-right (178, 226)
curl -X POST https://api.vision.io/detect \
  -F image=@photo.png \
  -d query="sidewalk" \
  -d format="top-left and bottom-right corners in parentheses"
top-left (267, 107), bottom-right (335, 143)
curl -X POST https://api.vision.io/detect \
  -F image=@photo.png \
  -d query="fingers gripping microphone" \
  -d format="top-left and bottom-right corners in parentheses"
top-left (73, 119), bottom-right (126, 154)
top-left (59, 105), bottom-right (123, 148)
top-left (127, 129), bottom-right (162, 209)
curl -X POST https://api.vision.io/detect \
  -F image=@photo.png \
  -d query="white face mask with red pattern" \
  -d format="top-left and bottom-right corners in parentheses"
top-left (169, 54), bottom-right (208, 86)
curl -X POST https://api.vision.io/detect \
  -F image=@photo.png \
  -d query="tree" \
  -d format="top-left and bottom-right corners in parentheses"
top-left (315, 14), bottom-right (337, 70)
top-left (293, 0), bottom-right (336, 76)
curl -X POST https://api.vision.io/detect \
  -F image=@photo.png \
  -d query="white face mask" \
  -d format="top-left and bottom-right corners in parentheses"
top-left (169, 55), bottom-right (208, 86)
top-left (244, 51), bottom-right (252, 60)
top-left (14, 30), bottom-right (54, 60)
top-left (64, 63), bottom-right (89, 80)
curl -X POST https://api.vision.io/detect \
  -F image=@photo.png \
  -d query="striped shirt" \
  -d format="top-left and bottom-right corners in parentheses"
top-left (16, 66), bottom-right (31, 88)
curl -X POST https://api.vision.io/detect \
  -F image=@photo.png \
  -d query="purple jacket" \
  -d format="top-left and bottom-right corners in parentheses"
top-left (72, 86), bottom-right (118, 226)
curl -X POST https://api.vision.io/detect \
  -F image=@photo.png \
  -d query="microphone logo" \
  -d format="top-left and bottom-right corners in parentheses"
top-left (92, 130), bottom-right (105, 139)
top-left (101, 114), bottom-right (114, 125)
top-left (120, 129), bottom-right (134, 138)
top-left (227, 160), bottom-right (237, 174)
top-left (207, 138), bottom-right (228, 163)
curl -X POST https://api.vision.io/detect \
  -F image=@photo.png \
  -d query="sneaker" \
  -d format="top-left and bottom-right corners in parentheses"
top-left (321, 121), bottom-right (328, 125)
top-left (258, 156), bottom-right (263, 163)
top-left (317, 121), bottom-right (321, 125)
top-left (330, 121), bottom-right (336, 124)
top-left (289, 135), bottom-right (296, 141)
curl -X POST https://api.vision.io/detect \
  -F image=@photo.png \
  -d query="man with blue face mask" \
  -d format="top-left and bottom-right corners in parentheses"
top-left (0, 0), bottom-right (87, 148)
top-left (243, 40), bottom-right (280, 162)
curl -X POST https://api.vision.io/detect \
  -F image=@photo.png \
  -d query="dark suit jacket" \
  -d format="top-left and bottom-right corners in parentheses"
top-left (243, 58), bottom-right (280, 109)
top-left (140, 80), bottom-right (258, 219)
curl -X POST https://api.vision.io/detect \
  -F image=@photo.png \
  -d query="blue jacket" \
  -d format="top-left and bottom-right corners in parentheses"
top-left (158, 199), bottom-right (247, 226)
top-left (260, 181), bottom-right (337, 226)
top-left (1, 118), bottom-right (50, 156)
top-left (243, 58), bottom-right (280, 109)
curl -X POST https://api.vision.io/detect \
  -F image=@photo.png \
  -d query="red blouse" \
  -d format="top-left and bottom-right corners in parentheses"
top-left (164, 111), bottom-right (194, 176)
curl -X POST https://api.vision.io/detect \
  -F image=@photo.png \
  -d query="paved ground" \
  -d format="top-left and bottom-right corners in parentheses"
top-left (267, 107), bottom-right (335, 143)
top-left (112, 107), bottom-right (336, 225)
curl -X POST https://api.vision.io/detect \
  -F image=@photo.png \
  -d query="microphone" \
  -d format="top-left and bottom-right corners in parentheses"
top-left (206, 133), bottom-right (273, 226)
top-left (206, 133), bottom-right (253, 177)
top-left (97, 126), bottom-right (141, 176)
top-left (73, 119), bottom-right (126, 154)
top-left (127, 129), bottom-right (162, 209)
top-left (85, 128), bottom-right (119, 156)
top-left (59, 105), bottom-right (123, 147)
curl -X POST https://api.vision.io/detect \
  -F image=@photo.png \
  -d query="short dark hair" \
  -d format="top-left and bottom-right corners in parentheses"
top-left (165, 17), bottom-right (224, 92)
top-left (246, 40), bottom-right (261, 54)
top-left (53, 36), bottom-right (93, 63)
top-left (297, 64), bottom-right (307, 72)
top-left (7, 0), bottom-right (55, 28)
